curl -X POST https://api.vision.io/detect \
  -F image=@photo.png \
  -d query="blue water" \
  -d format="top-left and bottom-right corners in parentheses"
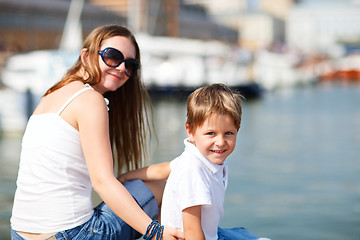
top-left (222, 83), bottom-right (360, 239)
top-left (1, 82), bottom-right (359, 239)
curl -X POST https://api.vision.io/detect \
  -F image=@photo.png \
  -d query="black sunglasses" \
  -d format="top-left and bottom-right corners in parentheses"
top-left (98, 47), bottom-right (139, 78)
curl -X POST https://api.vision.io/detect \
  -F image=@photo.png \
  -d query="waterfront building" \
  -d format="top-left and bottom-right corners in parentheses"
top-left (287, 1), bottom-right (360, 55)
top-left (0, 0), bottom-right (237, 53)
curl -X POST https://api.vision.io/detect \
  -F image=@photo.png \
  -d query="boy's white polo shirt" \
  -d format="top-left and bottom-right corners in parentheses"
top-left (161, 138), bottom-right (228, 240)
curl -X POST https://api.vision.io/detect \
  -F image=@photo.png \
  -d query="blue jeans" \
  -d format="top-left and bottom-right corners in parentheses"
top-left (218, 227), bottom-right (259, 240)
top-left (11, 179), bottom-right (158, 240)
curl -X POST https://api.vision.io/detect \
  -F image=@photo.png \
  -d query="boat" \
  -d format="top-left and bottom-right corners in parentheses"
top-left (319, 54), bottom-right (360, 82)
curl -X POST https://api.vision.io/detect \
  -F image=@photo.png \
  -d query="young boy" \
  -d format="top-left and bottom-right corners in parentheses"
top-left (120, 84), bottom-right (266, 240)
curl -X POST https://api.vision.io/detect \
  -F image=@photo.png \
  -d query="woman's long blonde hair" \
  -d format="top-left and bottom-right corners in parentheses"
top-left (44, 25), bottom-right (152, 175)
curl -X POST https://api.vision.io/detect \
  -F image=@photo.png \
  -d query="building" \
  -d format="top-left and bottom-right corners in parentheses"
top-left (0, 0), bottom-right (238, 54)
top-left (287, 1), bottom-right (360, 55)
top-left (183, 0), bottom-right (297, 49)
top-left (0, 0), bottom-right (124, 52)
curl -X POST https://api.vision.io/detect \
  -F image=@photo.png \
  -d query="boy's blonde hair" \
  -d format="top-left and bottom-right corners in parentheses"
top-left (186, 83), bottom-right (243, 134)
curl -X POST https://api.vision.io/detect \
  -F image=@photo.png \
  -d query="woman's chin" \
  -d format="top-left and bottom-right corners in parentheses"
top-left (105, 82), bottom-right (125, 92)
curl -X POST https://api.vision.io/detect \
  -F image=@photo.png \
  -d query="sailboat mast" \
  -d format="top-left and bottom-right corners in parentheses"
top-left (59, 0), bottom-right (84, 51)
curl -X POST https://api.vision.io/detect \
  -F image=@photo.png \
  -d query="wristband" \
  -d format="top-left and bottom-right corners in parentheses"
top-left (143, 220), bottom-right (164, 240)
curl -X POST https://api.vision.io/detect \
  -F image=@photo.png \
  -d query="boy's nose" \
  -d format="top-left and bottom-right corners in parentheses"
top-left (215, 136), bottom-right (225, 146)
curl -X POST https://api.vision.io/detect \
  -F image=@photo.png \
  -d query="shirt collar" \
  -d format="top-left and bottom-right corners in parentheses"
top-left (184, 138), bottom-right (227, 175)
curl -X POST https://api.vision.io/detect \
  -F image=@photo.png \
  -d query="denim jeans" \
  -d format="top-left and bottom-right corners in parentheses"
top-left (11, 179), bottom-right (158, 240)
top-left (218, 227), bottom-right (259, 240)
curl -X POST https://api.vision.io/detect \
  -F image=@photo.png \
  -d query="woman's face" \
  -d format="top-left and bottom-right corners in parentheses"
top-left (94, 36), bottom-right (137, 94)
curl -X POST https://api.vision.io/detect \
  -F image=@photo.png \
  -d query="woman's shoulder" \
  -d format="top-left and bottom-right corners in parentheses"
top-left (35, 81), bottom-right (93, 114)
top-left (42, 81), bottom-right (107, 116)
top-left (68, 82), bottom-right (109, 128)
top-left (70, 83), bottom-right (107, 112)
top-left (56, 82), bottom-right (105, 107)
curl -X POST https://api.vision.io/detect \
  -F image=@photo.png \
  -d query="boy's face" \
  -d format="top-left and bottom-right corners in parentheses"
top-left (186, 113), bottom-right (238, 165)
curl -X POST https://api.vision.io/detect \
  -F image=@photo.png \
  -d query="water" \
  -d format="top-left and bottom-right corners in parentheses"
top-left (1, 82), bottom-right (360, 240)
top-left (0, 134), bottom-right (21, 239)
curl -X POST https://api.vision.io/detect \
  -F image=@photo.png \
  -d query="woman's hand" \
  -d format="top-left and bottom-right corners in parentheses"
top-left (162, 226), bottom-right (185, 240)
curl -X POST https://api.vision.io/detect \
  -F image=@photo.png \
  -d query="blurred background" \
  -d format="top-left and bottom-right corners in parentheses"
top-left (0, 0), bottom-right (359, 239)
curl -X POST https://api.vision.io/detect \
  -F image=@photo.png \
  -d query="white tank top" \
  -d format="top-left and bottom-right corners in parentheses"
top-left (11, 84), bottom-right (95, 233)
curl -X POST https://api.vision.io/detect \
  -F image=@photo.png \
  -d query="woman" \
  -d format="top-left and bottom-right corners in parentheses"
top-left (11, 25), bottom-right (184, 240)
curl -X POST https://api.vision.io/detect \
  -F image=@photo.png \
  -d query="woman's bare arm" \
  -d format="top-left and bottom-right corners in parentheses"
top-left (118, 162), bottom-right (171, 184)
top-left (76, 91), bottom-right (183, 239)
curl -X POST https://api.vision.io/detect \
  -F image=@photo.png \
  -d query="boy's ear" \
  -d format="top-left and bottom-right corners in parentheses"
top-left (185, 123), bottom-right (194, 141)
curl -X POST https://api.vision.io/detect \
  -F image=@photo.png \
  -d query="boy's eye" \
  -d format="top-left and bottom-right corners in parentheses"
top-left (225, 132), bottom-right (234, 135)
top-left (207, 132), bottom-right (215, 135)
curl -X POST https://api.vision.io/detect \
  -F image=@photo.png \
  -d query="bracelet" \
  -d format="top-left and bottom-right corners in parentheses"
top-left (143, 220), bottom-right (164, 240)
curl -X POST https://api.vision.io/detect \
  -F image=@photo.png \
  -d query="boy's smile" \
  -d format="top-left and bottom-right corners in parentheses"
top-left (186, 113), bottom-right (238, 165)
